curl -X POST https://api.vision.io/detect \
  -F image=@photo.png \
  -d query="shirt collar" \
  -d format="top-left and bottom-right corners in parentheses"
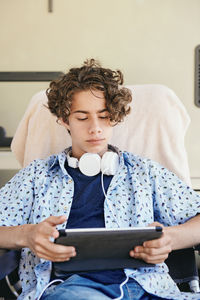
top-left (48, 150), bottom-right (69, 176)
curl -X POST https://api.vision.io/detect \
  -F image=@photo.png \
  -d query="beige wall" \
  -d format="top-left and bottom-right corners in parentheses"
top-left (0, 0), bottom-right (200, 180)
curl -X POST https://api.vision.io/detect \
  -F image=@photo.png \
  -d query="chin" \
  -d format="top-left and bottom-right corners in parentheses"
top-left (94, 147), bottom-right (108, 156)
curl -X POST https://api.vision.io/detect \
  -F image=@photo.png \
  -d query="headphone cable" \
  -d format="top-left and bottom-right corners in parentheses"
top-left (101, 170), bottom-right (120, 227)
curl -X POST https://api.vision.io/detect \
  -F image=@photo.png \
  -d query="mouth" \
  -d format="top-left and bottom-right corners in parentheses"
top-left (86, 138), bottom-right (105, 144)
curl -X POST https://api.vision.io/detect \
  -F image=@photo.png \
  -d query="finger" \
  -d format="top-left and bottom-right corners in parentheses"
top-left (143, 234), bottom-right (171, 249)
top-left (38, 253), bottom-right (74, 262)
top-left (129, 246), bottom-right (143, 258)
top-left (48, 243), bottom-right (76, 256)
top-left (130, 246), bottom-right (170, 263)
top-left (130, 244), bottom-right (171, 259)
top-left (41, 240), bottom-right (76, 256)
top-left (44, 215), bottom-right (67, 226)
top-left (37, 250), bottom-right (76, 262)
top-left (34, 222), bottom-right (59, 240)
top-left (148, 221), bottom-right (164, 228)
top-left (139, 245), bottom-right (171, 256)
top-left (50, 252), bottom-right (77, 262)
top-left (34, 248), bottom-right (74, 262)
top-left (133, 251), bottom-right (169, 264)
top-left (39, 217), bottom-right (66, 238)
top-left (34, 242), bottom-right (76, 260)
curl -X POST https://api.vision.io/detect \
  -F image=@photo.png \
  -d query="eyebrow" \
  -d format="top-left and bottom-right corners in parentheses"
top-left (72, 109), bottom-right (108, 114)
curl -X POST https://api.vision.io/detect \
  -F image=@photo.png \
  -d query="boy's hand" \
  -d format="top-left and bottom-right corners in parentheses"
top-left (24, 216), bottom-right (76, 262)
top-left (129, 222), bottom-right (172, 264)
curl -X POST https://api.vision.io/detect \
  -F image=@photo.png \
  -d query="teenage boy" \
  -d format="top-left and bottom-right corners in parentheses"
top-left (0, 59), bottom-right (200, 300)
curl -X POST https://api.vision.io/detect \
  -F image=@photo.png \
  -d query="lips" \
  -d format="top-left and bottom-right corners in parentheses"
top-left (86, 138), bottom-right (105, 143)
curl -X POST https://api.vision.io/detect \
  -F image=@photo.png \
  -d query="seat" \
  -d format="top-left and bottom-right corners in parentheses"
top-left (0, 249), bottom-right (21, 298)
top-left (0, 84), bottom-right (199, 298)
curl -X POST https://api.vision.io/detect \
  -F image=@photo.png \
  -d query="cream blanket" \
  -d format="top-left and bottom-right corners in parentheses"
top-left (11, 84), bottom-right (191, 186)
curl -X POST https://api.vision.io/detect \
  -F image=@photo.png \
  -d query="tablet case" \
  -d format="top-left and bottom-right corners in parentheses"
top-left (54, 227), bottom-right (162, 272)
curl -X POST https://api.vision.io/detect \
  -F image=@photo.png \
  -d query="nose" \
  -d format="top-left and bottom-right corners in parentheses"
top-left (88, 118), bottom-right (102, 135)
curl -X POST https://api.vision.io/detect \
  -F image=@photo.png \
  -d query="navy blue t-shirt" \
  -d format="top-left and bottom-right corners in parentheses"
top-left (66, 164), bottom-right (107, 229)
top-left (53, 161), bottom-right (126, 284)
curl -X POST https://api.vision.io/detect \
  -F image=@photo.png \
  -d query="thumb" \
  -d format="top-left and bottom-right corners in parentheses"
top-left (148, 221), bottom-right (164, 228)
top-left (45, 215), bottom-right (67, 226)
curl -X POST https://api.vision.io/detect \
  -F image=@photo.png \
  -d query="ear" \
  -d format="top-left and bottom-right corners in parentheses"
top-left (58, 118), bottom-right (70, 131)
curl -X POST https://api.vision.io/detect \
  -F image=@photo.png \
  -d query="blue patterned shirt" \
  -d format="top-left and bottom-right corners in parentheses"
top-left (0, 148), bottom-right (200, 299)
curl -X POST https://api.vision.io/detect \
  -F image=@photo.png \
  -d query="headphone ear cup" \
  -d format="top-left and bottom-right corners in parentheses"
top-left (101, 152), bottom-right (119, 175)
top-left (79, 153), bottom-right (101, 176)
top-left (67, 153), bottom-right (79, 168)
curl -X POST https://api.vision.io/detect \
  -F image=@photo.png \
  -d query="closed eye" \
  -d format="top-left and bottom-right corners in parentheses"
top-left (77, 117), bottom-right (88, 121)
top-left (99, 116), bottom-right (109, 119)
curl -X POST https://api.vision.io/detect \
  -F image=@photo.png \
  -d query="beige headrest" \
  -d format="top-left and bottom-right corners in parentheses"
top-left (11, 84), bottom-right (191, 185)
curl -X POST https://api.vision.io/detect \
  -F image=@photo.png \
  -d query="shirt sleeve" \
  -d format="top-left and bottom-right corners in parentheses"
top-left (149, 161), bottom-right (200, 226)
top-left (0, 161), bottom-right (36, 226)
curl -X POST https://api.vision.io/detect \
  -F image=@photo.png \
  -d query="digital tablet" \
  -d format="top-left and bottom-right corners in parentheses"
top-left (54, 226), bottom-right (162, 273)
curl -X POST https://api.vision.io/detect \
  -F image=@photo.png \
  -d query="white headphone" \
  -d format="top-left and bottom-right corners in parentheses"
top-left (66, 151), bottom-right (119, 176)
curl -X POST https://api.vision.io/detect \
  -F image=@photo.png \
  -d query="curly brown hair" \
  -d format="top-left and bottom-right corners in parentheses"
top-left (46, 59), bottom-right (132, 125)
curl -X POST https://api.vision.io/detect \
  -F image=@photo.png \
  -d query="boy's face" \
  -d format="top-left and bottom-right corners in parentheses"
top-left (61, 89), bottom-right (113, 159)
